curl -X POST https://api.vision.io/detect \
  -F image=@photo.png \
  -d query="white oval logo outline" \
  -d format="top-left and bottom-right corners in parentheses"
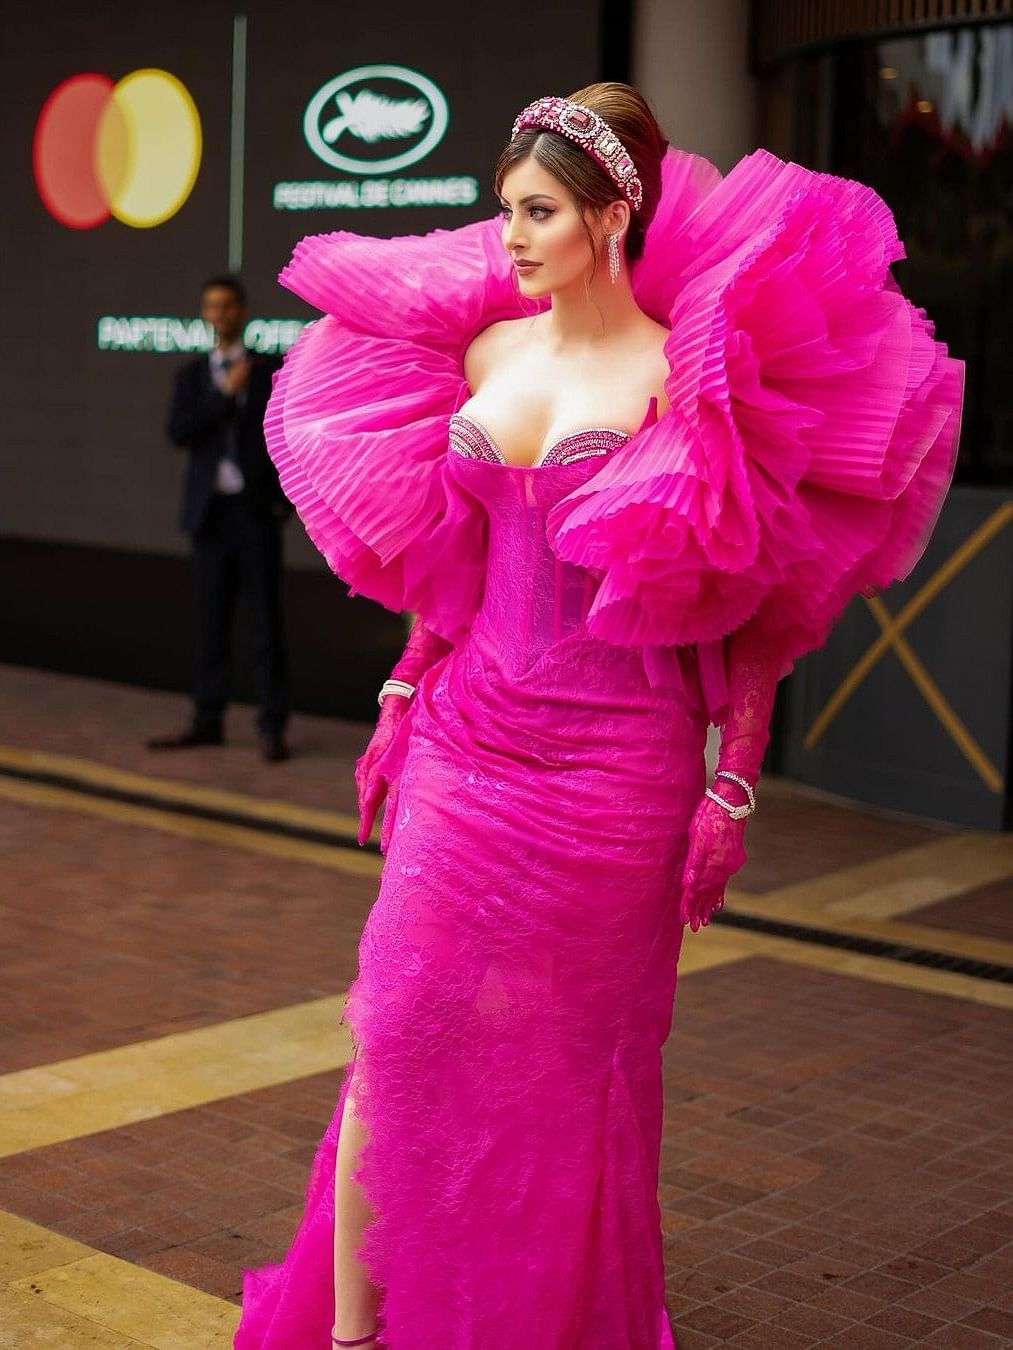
top-left (303, 65), bottom-right (449, 175)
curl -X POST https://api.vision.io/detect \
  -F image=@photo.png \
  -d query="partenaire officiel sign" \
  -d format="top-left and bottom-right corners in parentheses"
top-left (96, 316), bottom-right (309, 354)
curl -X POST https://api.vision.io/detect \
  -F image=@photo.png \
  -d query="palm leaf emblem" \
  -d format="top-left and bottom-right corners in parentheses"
top-left (322, 89), bottom-right (431, 145)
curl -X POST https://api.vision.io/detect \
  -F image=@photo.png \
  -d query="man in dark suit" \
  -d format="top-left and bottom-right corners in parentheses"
top-left (147, 275), bottom-right (291, 761)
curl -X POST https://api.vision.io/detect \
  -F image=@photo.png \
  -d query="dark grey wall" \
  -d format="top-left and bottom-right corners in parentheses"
top-left (1, 537), bottom-right (406, 722)
top-left (779, 488), bottom-right (1013, 830)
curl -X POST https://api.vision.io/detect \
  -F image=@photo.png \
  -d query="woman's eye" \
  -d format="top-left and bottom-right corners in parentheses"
top-left (499, 206), bottom-right (553, 220)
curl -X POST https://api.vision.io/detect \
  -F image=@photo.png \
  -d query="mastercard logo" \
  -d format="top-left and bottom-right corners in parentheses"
top-left (33, 69), bottom-right (202, 230)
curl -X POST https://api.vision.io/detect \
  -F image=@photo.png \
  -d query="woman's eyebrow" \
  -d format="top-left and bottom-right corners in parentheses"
top-left (499, 193), bottom-right (559, 206)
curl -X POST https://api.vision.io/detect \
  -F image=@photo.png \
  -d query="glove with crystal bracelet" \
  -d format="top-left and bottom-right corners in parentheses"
top-left (679, 621), bottom-right (781, 931)
top-left (355, 618), bottom-right (452, 848)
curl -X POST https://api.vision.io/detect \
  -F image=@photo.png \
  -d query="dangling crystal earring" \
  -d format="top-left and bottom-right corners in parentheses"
top-left (607, 232), bottom-right (621, 284)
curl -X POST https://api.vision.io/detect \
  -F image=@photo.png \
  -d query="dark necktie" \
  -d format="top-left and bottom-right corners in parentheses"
top-left (219, 357), bottom-right (241, 468)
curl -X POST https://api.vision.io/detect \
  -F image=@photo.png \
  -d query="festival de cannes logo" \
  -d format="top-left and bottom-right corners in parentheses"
top-left (303, 65), bottom-right (449, 174)
top-left (33, 69), bottom-right (202, 229)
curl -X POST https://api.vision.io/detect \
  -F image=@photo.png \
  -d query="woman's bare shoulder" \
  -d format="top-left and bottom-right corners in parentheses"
top-left (463, 316), bottom-right (531, 392)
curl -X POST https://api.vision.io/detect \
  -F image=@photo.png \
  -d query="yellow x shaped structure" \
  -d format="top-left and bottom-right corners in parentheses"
top-left (803, 501), bottom-right (1013, 793)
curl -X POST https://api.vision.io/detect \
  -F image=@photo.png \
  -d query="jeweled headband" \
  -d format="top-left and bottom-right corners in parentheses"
top-left (510, 96), bottom-right (644, 213)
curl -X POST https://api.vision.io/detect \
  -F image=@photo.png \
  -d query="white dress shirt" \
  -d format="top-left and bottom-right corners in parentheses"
top-left (209, 342), bottom-right (246, 495)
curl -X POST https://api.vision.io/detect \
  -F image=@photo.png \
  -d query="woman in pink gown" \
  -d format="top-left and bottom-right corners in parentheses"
top-left (235, 83), bottom-right (963, 1349)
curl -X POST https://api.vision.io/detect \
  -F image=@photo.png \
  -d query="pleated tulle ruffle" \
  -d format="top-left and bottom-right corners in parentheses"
top-left (264, 218), bottom-right (545, 643)
top-left (547, 149), bottom-right (963, 671)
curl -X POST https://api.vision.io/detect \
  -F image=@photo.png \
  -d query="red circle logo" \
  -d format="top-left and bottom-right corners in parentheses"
top-left (33, 70), bottom-right (203, 230)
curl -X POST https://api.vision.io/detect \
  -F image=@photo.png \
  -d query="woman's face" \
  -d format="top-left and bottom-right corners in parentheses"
top-left (498, 158), bottom-right (597, 297)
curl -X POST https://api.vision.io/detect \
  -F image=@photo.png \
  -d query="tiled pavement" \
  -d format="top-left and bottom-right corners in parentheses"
top-left (1, 664), bottom-right (1011, 1348)
top-left (1, 791), bottom-right (374, 1069)
top-left (913, 881), bottom-right (1013, 946)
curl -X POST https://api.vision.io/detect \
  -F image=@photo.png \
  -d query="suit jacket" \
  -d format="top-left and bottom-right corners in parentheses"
top-left (167, 350), bottom-right (287, 534)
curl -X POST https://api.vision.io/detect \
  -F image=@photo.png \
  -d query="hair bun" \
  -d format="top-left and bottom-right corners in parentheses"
top-left (494, 81), bottom-right (668, 267)
top-left (562, 82), bottom-right (668, 259)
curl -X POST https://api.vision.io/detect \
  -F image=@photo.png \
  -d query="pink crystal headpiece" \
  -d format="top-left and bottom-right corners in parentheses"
top-left (511, 96), bottom-right (644, 213)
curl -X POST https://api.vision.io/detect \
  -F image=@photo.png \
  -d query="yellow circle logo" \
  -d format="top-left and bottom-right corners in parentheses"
top-left (33, 69), bottom-right (202, 230)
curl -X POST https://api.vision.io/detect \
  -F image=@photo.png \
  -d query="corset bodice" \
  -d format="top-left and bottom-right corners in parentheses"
top-left (446, 416), bottom-right (631, 674)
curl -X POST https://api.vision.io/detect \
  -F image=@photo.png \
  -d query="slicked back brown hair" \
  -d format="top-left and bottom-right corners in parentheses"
top-left (494, 82), bottom-right (668, 277)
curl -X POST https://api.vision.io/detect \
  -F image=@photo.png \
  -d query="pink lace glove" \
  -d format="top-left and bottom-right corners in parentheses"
top-left (679, 621), bottom-right (781, 931)
top-left (355, 618), bottom-right (452, 848)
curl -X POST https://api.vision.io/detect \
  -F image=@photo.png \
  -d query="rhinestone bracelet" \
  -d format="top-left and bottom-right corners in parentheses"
top-left (378, 679), bottom-right (415, 707)
top-left (704, 770), bottom-right (757, 821)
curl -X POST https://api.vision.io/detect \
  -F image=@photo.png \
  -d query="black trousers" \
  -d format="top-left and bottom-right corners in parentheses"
top-left (190, 495), bottom-right (288, 735)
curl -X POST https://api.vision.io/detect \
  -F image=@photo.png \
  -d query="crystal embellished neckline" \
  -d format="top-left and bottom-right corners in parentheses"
top-left (449, 411), bottom-right (631, 470)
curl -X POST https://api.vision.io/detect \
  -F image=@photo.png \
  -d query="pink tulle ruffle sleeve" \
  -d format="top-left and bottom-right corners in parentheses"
top-left (547, 149), bottom-right (964, 674)
top-left (264, 218), bottom-right (539, 643)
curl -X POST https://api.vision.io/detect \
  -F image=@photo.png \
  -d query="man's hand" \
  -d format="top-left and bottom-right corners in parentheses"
top-left (223, 357), bottom-right (252, 397)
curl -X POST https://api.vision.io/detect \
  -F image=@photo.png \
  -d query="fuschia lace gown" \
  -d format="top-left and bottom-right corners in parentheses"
top-left (235, 149), bottom-right (963, 1349)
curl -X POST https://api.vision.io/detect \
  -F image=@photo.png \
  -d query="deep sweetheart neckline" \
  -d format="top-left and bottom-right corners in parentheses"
top-left (449, 410), bottom-right (633, 470)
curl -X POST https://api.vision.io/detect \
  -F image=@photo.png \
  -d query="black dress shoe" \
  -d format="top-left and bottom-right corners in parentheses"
top-left (146, 726), bottom-right (224, 750)
top-left (259, 732), bottom-right (291, 763)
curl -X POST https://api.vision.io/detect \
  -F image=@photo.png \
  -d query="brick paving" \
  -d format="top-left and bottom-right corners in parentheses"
top-left (0, 1073), bottom-right (342, 1302)
top-left (658, 958), bottom-right (1013, 1346)
top-left (0, 794), bottom-right (374, 1071)
top-left (728, 783), bottom-right (949, 896)
top-left (909, 880), bottom-right (1013, 946)
top-left (0, 663), bottom-right (369, 817)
